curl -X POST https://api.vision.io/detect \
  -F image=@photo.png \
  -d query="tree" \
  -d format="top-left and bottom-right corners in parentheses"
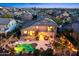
top-left (42, 48), bottom-right (53, 56)
top-left (15, 28), bottom-right (21, 39)
top-left (53, 18), bottom-right (63, 25)
top-left (2, 14), bottom-right (13, 18)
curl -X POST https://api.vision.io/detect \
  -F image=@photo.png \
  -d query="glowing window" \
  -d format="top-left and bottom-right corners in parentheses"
top-left (48, 26), bottom-right (54, 31)
top-left (24, 31), bottom-right (27, 34)
top-left (29, 31), bottom-right (35, 36)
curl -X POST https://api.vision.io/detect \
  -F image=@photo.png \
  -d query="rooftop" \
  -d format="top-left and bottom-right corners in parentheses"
top-left (33, 18), bottom-right (58, 26)
top-left (22, 18), bottom-right (58, 29)
top-left (0, 18), bottom-right (11, 25)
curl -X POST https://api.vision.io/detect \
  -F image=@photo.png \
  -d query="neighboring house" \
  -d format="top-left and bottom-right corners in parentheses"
top-left (71, 21), bottom-right (79, 33)
top-left (2, 8), bottom-right (8, 13)
top-left (0, 18), bottom-right (17, 34)
top-left (0, 18), bottom-right (11, 34)
top-left (62, 11), bottom-right (69, 17)
top-left (71, 21), bottom-right (79, 40)
top-left (5, 19), bottom-right (17, 33)
top-left (61, 21), bottom-right (79, 40)
top-left (14, 11), bottom-right (23, 16)
top-left (62, 21), bottom-right (79, 33)
top-left (21, 11), bottom-right (33, 20)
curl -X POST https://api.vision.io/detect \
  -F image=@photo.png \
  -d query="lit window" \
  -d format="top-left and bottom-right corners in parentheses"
top-left (24, 31), bottom-right (27, 34)
top-left (48, 26), bottom-right (53, 31)
top-left (29, 31), bottom-right (35, 36)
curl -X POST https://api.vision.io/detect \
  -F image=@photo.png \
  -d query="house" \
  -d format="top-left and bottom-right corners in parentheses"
top-left (0, 18), bottom-right (12, 39)
top-left (61, 21), bottom-right (79, 40)
top-left (0, 18), bottom-right (17, 34)
top-left (0, 18), bottom-right (11, 33)
top-left (61, 21), bottom-right (79, 33)
top-left (21, 18), bottom-right (58, 42)
top-left (21, 11), bottom-right (33, 20)
top-left (5, 19), bottom-right (17, 33)
top-left (62, 11), bottom-right (69, 17)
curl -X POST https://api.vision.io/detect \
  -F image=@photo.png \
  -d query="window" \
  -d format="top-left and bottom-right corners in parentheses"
top-left (48, 26), bottom-right (54, 31)
top-left (24, 31), bottom-right (27, 34)
top-left (29, 31), bottom-right (35, 36)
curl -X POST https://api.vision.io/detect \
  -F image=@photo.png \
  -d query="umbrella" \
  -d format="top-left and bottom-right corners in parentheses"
top-left (14, 43), bottom-right (35, 54)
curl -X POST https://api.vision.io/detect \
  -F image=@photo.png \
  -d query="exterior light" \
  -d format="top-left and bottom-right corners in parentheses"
top-left (36, 26), bottom-right (38, 29)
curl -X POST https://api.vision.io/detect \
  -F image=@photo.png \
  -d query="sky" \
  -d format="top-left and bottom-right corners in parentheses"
top-left (0, 3), bottom-right (79, 8)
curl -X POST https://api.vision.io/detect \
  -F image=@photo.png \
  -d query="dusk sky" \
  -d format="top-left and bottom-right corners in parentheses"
top-left (0, 3), bottom-right (79, 8)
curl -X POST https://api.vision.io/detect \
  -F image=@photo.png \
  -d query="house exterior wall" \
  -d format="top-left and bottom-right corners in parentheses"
top-left (21, 25), bottom-right (57, 42)
top-left (21, 26), bottom-right (57, 35)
